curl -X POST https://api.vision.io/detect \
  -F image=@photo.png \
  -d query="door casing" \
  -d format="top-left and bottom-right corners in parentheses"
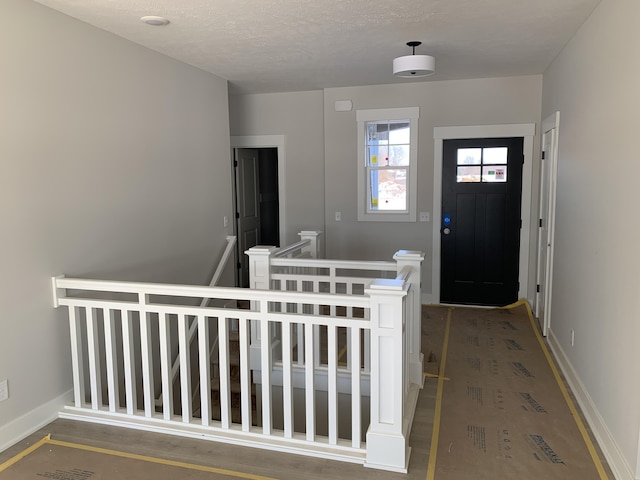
top-left (432, 124), bottom-right (536, 305)
top-left (535, 112), bottom-right (560, 335)
top-left (231, 135), bottom-right (286, 287)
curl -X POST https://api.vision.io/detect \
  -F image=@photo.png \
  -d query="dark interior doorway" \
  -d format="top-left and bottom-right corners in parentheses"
top-left (233, 147), bottom-right (280, 287)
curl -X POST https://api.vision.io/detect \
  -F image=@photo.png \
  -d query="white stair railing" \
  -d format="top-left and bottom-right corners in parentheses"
top-left (245, 248), bottom-right (425, 388)
top-left (244, 246), bottom-right (424, 472)
top-left (52, 272), bottom-right (410, 471)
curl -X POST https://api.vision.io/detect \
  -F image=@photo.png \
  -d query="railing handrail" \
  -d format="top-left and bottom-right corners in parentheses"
top-left (273, 239), bottom-right (311, 258)
top-left (54, 277), bottom-right (372, 309)
top-left (395, 265), bottom-right (413, 283)
top-left (271, 256), bottom-right (396, 272)
top-left (208, 236), bottom-right (237, 290)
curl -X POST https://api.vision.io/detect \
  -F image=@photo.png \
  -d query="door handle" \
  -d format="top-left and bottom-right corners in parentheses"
top-left (442, 227), bottom-right (451, 235)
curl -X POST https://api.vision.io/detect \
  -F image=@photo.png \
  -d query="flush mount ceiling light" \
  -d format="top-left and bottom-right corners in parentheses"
top-left (141, 15), bottom-right (170, 26)
top-left (393, 41), bottom-right (435, 78)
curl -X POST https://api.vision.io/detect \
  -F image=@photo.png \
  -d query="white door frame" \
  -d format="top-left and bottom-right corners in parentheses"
top-left (432, 123), bottom-right (536, 305)
top-left (536, 112), bottom-right (560, 335)
top-left (231, 135), bottom-right (287, 245)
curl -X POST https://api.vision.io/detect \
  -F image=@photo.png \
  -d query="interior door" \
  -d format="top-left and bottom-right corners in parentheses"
top-left (235, 148), bottom-right (260, 287)
top-left (441, 137), bottom-right (524, 306)
top-left (535, 113), bottom-right (559, 335)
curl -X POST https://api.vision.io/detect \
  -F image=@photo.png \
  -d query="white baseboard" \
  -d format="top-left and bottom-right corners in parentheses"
top-left (547, 329), bottom-right (636, 480)
top-left (0, 389), bottom-right (72, 453)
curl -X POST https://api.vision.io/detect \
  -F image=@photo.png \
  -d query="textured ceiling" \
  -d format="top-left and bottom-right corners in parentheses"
top-left (32, 0), bottom-right (600, 95)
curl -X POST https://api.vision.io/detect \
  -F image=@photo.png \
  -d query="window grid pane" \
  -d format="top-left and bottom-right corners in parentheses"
top-left (482, 165), bottom-right (507, 182)
top-left (456, 146), bottom-right (509, 183)
top-left (365, 119), bottom-right (411, 212)
top-left (483, 147), bottom-right (508, 164)
top-left (369, 167), bottom-right (408, 211)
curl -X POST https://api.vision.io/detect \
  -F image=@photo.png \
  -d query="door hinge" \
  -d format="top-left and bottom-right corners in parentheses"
top-left (235, 212), bottom-right (240, 219)
top-left (536, 284), bottom-right (540, 293)
top-left (541, 151), bottom-right (546, 160)
top-left (539, 218), bottom-right (543, 228)
top-left (237, 262), bottom-right (242, 270)
top-left (234, 160), bottom-right (238, 167)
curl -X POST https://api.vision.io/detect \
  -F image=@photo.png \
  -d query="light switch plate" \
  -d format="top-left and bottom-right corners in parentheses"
top-left (0, 380), bottom-right (8, 402)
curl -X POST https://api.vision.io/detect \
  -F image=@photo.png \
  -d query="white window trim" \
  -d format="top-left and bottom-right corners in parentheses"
top-left (356, 107), bottom-right (419, 222)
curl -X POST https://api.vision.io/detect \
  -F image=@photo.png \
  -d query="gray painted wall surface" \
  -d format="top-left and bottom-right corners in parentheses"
top-left (228, 91), bottom-right (325, 246)
top-left (0, 0), bottom-right (233, 443)
top-left (229, 77), bottom-right (542, 296)
top-left (542, 0), bottom-right (640, 476)
top-left (323, 77), bottom-right (543, 295)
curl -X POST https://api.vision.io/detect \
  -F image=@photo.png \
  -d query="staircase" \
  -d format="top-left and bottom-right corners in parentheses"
top-left (209, 330), bottom-right (258, 425)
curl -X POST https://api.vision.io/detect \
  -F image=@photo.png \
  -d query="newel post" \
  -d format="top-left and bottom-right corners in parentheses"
top-left (298, 230), bottom-right (323, 258)
top-left (393, 250), bottom-right (425, 388)
top-left (364, 278), bottom-right (410, 473)
top-left (245, 246), bottom-right (277, 368)
top-left (245, 245), bottom-right (277, 290)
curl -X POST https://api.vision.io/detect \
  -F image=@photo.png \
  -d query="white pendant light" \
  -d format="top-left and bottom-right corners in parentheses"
top-left (393, 41), bottom-right (435, 78)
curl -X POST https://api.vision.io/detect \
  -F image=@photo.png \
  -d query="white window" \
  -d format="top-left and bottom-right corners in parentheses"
top-left (357, 107), bottom-right (419, 222)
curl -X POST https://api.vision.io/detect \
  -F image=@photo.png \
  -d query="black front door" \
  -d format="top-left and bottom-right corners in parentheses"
top-left (441, 137), bottom-right (524, 306)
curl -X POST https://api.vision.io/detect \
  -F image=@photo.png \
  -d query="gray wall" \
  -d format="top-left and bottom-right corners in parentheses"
top-left (0, 0), bottom-right (233, 447)
top-left (229, 78), bottom-right (542, 295)
top-left (541, 0), bottom-right (640, 477)
top-left (229, 91), bottom-right (325, 246)
top-left (323, 77), bottom-right (542, 296)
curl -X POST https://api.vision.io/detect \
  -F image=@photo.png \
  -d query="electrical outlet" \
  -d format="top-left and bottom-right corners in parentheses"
top-left (0, 379), bottom-right (8, 402)
top-left (223, 216), bottom-right (229, 228)
top-left (419, 211), bottom-right (430, 222)
top-left (335, 212), bottom-right (341, 222)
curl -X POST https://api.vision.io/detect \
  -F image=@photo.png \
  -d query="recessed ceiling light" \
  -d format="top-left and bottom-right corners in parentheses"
top-left (141, 16), bottom-right (170, 26)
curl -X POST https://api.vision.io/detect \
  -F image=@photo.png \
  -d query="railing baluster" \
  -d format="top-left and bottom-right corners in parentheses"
top-left (351, 326), bottom-right (362, 448)
top-left (305, 322), bottom-right (315, 441)
top-left (313, 324), bottom-right (320, 368)
top-left (121, 310), bottom-right (137, 415)
top-left (346, 329), bottom-right (352, 370)
top-left (68, 307), bottom-right (84, 408)
top-left (85, 308), bottom-right (102, 410)
top-left (329, 266), bottom-right (337, 316)
top-left (218, 316), bottom-right (230, 428)
top-left (363, 330), bottom-right (371, 373)
top-left (282, 322), bottom-right (293, 438)
top-left (328, 324), bottom-right (338, 445)
top-left (159, 313), bottom-right (172, 420)
top-left (178, 313), bottom-right (191, 422)
top-left (197, 315), bottom-right (211, 426)
top-left (140, 308), bottom-right (155, 418)
top-left (260, 313), bottom-right (272, 435)
top-left (297, 324), bottom-right (304, 366)
top-left (103, 308), bottom-right (119, 412)
top-left (239, 317), bottom-right (251, 432)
